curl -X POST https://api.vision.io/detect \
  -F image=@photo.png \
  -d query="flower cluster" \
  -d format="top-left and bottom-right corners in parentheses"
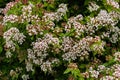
top-left (62, 36), bottom-right (105, 61)
top-left (2, 1), bottom-right (17, 15)
top-left (26, 24), bottom-right (40, 36)
top-left (101, 25), bottom-right (120, 43)
top-left (87, 9), bottom-right (120, 38)
top-left (21, 2), bottom-right (35, 23)
top-left (3, 27), bottom-right (26, 45)
top-left (100, 76), bottom-right (114, 80)
top-left (82, 63), bottom-right (120, 79)
top-left (106, 0), bottom-right (119, 9)
top-left (26, 33), bottom-right (60, 72)
top-left (1, 0), bottom-right (120, 80)
top-left (3, 14), bottom-right (19, 24)
top-left (88, 10), bottom-right (114, 28)
top-left (43, 3), bottom-right (68, 22)
top-left (65, 14), bottom-right (84, 37)
top-left (3, 27), bottom-right (26, 58)
top-left (88, 2), bottom-right (100, 12)
top-left (114, 52), bottom-right (120, 62)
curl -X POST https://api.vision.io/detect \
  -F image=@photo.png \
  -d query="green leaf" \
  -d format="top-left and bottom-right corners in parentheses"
top-left (103, 59), bottom-right (115, 66)
top-left (64, 68), bottom-right (72, 74)
top-left (63, 14), bottom-right (68, 21)
top-left (71, 69), bottom-right (80, 78)
top-left (84, 0), bottom-right (90, 6)
top-left (0, 46), bottom-right (3, 54)
top-left (65, 28), bottom-right (75, 37)
top-left (78, 77), bottom-right (84, 80)
top-left (12, 74), bottom-right (19, 80)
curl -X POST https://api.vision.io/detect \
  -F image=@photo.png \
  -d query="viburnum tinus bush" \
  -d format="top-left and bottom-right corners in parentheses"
top-left (0, 0), bottom-right (120, 80)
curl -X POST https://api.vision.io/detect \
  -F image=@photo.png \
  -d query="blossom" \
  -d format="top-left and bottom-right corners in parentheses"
top-left (41, 61), bottom-right (52, 72)
top-left (3, 28), bottom-right (26, 52)
top-left (20, 3), bottom-right (34, 23)
top-left (9, 70), bottom-right (17, 77)
top-left (3, 14), bottom-right (18, 24)
top-left (57, 3), bottom-right (68, 16)
top-left (4, 40), bottom-right (15, 51)
top-left (89, 70), bottom-right (99, 78)
top-left (89, 10), bottom-right (114, 27)
top-left (62, 36), bottom-right (102, 61)
top-left (97, 65), bottom-right (106, 72)
top-left (43, 3), bottom-right (68, 22)
top-left (88, 2), bottom-right (100, 12)
top-left (3, 27), bottom-right (19, 40)
top-left (3, 27), bottom-right (26, 44)
top-left (26, 25), bottom-right (40, 36)
top-left (107, 0), bottom-right (119, 9)
top-left (112, 64), bottom-right (120, 78)
top-left (22, 74), bottom-right (29, 80)
top-left (26, 61), bottom-right (34, 72)
top-left (65, 14), bottom-right (86, 37)
top-left (100, 76), bottom-right (114, 80)
top-left (2, 1), bottom-right (17, 14)
top-left (5, 51), bottom-right (12, 58)
top-left (114, 52), bottom-right (120, 62)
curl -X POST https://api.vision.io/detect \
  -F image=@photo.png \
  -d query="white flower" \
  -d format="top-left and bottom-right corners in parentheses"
top-left (43, 3), bottom-right (68, 21)
top-left (112, 64), bottom-right (120, 78)
top-left (3, 27), bottom-right (26, 44)
top-left (22, 74), bottom-right (29, 80)
top-left (62, 52), bottom-right (77, 61)
top-left (65, 14), bottom-right (86, 37)
top-left (41, 61), bottom-right (52, 72)
top-left (88, 2), bottom-right (99, 12)
top-left (3, 27), bottom-right (19, 40)
top-left (26, 62), bottom-right (34, 72)
top-left (4, 40), bottom-right (15, 51)
top-left (5, 51), bottom-right (12, 58)
top-left (9, 70), bottom-right (16, 77)
top-left (26, 25), bottom-right (40, 36)
top-left (13, 33), bottom-right (26, 44)
top-left (97, 65), bottom-right (106, 72)
top-left (107, 0), bottom-right (119, 9)
top-left (100, 76), bottom-right (114, 80)
top-left (114, 52), bottom-right (120, 62)
top-left (3, 14), bottom-right (18, 24)
top-left (89, 70), bottom-right (99, 78)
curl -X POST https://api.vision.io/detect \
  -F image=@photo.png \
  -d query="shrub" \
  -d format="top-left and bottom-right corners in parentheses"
top-left (0, 0), bottom-right (120, 80)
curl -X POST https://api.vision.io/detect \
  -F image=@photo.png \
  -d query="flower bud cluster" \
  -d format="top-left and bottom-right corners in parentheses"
top-left (3, 28), bottom-right (26, 58)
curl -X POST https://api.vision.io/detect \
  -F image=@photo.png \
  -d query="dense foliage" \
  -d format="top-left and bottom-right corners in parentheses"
top-left (0, 0), bottom-right (14, 8)
top-left (0, 0), bottom-right (120, 80)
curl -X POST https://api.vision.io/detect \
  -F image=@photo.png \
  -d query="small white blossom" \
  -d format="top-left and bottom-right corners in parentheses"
top-left (22, 74), bottom-right (29, 80)
top-left (26, 62), bottom-right (34, 72)
top-left (4, 40), bottom-right (15, 51)
top-left (112, 64), bottom-right (120, 78)
top-left (89, 70), bottom-right (99, 78)
top-left (4, 27), bottom-right (26, 44)
top-left (26, 25), bottom-right (40, 36)
top-left (100, 76), bottom-right (114, 80)
top-left (97, 65), bottom-right (106, 72)
top-left (41, 61), bottom-right (52, 72)
top-left (3, 27), bottom-right (19, 40)
top-left (88, 2), bottom-right (100, 12)
top-left (5, 51), bottom-right (12, 58)
top-left (114, 52), bottom-right (120, 62)
top-left (3, 15), bottom-right (18, 24)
